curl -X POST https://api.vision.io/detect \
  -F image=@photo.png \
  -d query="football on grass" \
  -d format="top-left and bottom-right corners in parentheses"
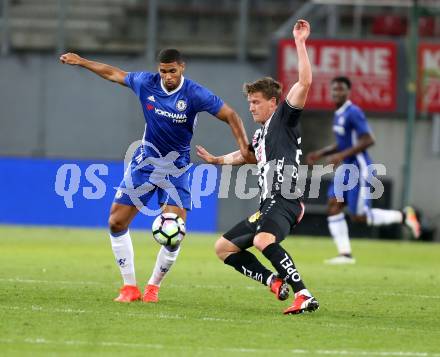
top-left (152, 213), bottom-right (186, 246)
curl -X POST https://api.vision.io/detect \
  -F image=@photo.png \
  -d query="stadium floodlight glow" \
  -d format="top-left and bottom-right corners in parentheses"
top-left (311, 0), bottom-right (440, 8)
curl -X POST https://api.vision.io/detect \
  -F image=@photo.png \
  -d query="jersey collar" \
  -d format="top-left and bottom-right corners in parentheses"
top-left (335, 100), bottom-right (352, 115)
top-left (160, 76), bottom-right (185, 95)
top-left (263, 112), bottom-right (275, 128)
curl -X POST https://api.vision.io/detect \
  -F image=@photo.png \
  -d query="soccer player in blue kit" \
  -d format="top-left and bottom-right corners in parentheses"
top-left (307, 76), bottom-right (421, 264)
top-left (60, 49), bottom-right (251, 302)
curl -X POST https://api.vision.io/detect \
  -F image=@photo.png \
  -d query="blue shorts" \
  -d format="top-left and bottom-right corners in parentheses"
top-left (327, 164), bottom-right (372, 216)
top-left (114, 150), bottom-right (192, 211)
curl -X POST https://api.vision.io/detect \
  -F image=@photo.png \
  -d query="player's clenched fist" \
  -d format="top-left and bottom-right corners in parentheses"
top-left (293, 19), bottom-right (310, 42)
top-left (59, 52), bottom-right (83, 65)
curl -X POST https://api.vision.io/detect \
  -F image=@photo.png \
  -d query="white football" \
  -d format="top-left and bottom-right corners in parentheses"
top-left (152, 213), bottom-right (186, 247)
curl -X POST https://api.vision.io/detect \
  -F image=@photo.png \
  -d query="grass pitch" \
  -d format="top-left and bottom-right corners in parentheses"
top-left (0, 225), bottom-right (439, 357)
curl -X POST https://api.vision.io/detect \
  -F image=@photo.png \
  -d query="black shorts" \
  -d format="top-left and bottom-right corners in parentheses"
top-left (223, 195), bottom-right (305, 250)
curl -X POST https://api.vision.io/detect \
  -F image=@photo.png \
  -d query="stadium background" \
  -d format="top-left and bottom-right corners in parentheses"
top-left (1, 0), bottom-right (440, 239)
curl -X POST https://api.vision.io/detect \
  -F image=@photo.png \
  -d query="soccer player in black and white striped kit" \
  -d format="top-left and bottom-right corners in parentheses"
top-left (196, 20), bottom-right (318, 315)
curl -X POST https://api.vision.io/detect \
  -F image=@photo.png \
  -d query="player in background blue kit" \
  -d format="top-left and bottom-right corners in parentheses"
top-left (307, 76), bottom-right (421, 264)
top-left (60, 49), bottom-right (252, 301)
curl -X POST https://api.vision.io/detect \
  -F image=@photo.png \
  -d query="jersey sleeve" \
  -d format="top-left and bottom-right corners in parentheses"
top-left (349, 107), bottom-right (371, 137)
top-left (278, 100), bottom-right (303, 126)
top-left (193, 85), bottom-right (224, 116)
top-left (124, 72), bottom-right (150, 97)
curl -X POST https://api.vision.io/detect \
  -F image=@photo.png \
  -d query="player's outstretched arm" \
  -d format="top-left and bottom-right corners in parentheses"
top-left (196, 145), bottom-right (248, 165)
top-left (286, 20), bottom-right (312, 109)
top-left (306, 144), bottom-right (339, 164)
top-left (214, 104), bottom-right (256, 163)
top-left (59, 52), bottom-right (128, 86)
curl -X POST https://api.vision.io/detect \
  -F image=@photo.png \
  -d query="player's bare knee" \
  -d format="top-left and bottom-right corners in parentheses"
top-left (214, 237), bottom-right (227, 261)
top-left (108, 215), bottom-right (127, 234)
top-left (328, 207), bottom-right (341, 216)
top-left (215, 237), bottom-right (239, 261)
top-left (350, 215), bottom-right (366, 224)
top-left (328, 199), bottom-right (343, 216)
top-left (253, 233), bottom-right (275, 252)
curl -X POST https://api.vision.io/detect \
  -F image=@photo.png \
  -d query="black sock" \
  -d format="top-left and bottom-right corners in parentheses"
top-left (401, 210), bottom-right (406, 224)
top-left (262, 243), bottom-right (306, 293)
top-left (224, 250), bottom-right (273, 286)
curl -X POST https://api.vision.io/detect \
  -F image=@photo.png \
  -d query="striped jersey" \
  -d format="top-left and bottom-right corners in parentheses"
top-left (251, 100), bottom-right (303, 203)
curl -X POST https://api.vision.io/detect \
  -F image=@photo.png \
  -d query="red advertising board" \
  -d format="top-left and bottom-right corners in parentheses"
top-left (278, 39), bottom-right (397, 112)
top-left (418, 43), bottom-right (440, 113)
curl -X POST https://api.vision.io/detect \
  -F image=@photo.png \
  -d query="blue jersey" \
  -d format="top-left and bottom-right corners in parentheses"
top-left (125, 72), bottom-right (224, 167)
top-left (332, 100), bottom-right (373, 166)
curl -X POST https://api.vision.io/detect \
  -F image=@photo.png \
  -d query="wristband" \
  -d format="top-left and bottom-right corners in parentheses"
top-left (223, 153), bottom-right (235, 165)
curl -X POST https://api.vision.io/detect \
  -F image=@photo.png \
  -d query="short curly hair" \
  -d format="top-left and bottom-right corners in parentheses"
top-left (157, 48), bottom-right (184, 64)
top-left (331, 76), bottom-right (351, 89)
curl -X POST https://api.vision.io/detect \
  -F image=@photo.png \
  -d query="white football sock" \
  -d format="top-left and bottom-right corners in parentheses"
top-left (148, 245), bottom-right (181, 287)
top-left (266, 273), bottom-right (274, 287)
top-left (328, 213), bottom-right (352, 255)
top-left (367, 208), bottom-right (403, 226)
top-left (109, 230), bottom-right (136, 286)
top-left (295, 288), bottom-right (312, 297)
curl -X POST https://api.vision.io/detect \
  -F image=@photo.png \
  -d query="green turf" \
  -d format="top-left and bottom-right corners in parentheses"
top-left (0, 225), bottom-right (439, 357)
